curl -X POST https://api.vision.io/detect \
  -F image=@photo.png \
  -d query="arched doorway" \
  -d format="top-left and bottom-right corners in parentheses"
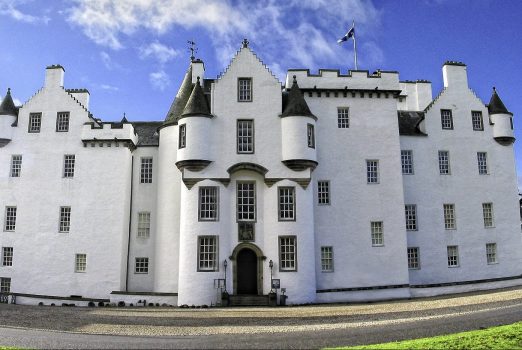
top-left (237, 248), bottom-right (257, 294)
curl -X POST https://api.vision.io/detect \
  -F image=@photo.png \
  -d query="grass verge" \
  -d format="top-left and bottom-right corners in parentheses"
top-left (334, 321), bottom-right (522, 349)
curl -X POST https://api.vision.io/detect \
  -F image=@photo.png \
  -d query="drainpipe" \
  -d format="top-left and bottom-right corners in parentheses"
top-left (125, 155), bottom-right (134, 291)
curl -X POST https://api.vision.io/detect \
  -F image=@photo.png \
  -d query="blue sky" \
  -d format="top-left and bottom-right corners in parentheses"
top-left (1, 0), bottom-right (521, 189)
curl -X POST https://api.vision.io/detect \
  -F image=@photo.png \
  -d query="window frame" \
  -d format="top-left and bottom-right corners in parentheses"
top-left (179, 124), bottom-right (186, 149)
top-left (278, 186), bottom-right (296, 221)
top-left (134, 257), bottom-right (150, 274)
top-left (471, 111), bottom-right (484, 131)
top-left (447, 245), bottom-right (459, 267)
top-left (236, 119), bottom-right (254, 154)
top-left (236, 181), bottom-right (256, 222)
top-left (320, 246), bottom-right (334, 272)
top-left (137, 212), bottom-right (151, 238)
top-left (337, 107), bottom-right (350, 128)
top-left (405, 204), bottom-right (418, 231)
top-left (56, 111), bottom-right (70, 132)
top-left (2, 247), bottom-right (13, 267)
top-left (366, 160), bottom-right (379, 184)
top-left (279, 235), bottom-right (297, 272)
top-left (486, 243), bottom-right (497, 264)
top-left (401, 150), bottom-right (414, 175)
top-left (75, 253), bottom-right (87, 273)
top-left (10, 155), bottom-right (22, 178)
top-left (371, 221), bottom-right (384, 246)
top-left (443, 203), bottom-right (456, 230)
top-left (4, 206), bottom-right (16, 232)
top-left (197, 235), bottom-right (219, 272)
top-left (140, 157), bottom-right (153, 184)
top-left (199, 187), bottom-right (219, 222)
top-left (482, 202), bottom-right (494, 228)
top-left (317, 180), bottom-right (330, 205)
top-left (307, 123), bottom-right (315, 148)
top-left (63, 154), bottom-right (76, 178)
top-left (407, 247), bottom-right (420, 270)
top-left (0, 277), bottom-right (11, 293)
top-left (440, 109), bottom-right (453, 130)
top-left (59, 206), bottom-right (71, 233)
top-left (477, 152), bottom-right (488, 175)
top-left (438, 150), bottom-right (451, 175)
top-left (237, 77), bottom-right (253, 102)
top-left (28, 112), bottom-right (42, 133)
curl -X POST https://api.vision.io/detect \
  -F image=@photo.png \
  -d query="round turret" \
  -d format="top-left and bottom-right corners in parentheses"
top-left (489, 87), bottom-right (515, 145)
top-left (175, 76), bottom-right (213, 171)
top-left (281, 76), bottom-right (318, 171)
top-left (0, 88), bottom-right (18, 147)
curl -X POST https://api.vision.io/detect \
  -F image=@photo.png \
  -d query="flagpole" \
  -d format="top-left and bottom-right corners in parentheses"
top-left (352, 20), bottom-right (358, 70)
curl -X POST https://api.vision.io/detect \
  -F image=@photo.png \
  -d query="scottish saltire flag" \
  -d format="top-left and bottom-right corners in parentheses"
top-left (337, 26), bottom-right (355, 44)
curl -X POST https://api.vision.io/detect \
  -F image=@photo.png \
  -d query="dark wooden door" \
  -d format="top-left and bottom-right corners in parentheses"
top-left (237, 249), bottom-right (257, 294)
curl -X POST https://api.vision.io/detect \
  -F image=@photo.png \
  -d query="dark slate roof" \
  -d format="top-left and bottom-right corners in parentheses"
top-left (181, 77), bottom-right (211, 117)
top-left (398, 111), bottom-right (427, 136)
top-left (488, 87), bottom-right (512, 115)
top-left (0, 88), bottom-right (18, 116)
top-left (133, 122), bottom-right (162, 146)
top-left (164, 65), bottom-right (193, 126)
top-left (281, 76), bottom-right (315, 118)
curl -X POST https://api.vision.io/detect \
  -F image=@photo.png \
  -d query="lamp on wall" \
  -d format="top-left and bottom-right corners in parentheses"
top-left (269, 259), bottom-right (274, 293)
top-left (223, 259), bottom-right (228, 293)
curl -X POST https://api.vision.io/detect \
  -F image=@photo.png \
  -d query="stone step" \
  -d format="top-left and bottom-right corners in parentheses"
top-left (228, 294), bottom-right (269, 306)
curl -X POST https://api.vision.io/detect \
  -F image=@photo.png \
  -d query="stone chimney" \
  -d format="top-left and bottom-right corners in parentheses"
top-left (442, 61), bottom-right (468, 89)
top-left (45, 64), bottom-right (65, 89)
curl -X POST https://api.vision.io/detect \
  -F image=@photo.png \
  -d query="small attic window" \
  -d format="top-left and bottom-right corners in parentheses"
top-left (238, 78), bottom-right (252, 102)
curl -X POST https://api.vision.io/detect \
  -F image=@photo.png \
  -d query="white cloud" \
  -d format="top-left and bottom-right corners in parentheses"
top-left (149, 70), bottom-right (170, 91)
top-left (99, 84), bottom-right (119, 92)
top-left (100, 51), bottom-right (114, 70)
top-left (67, 0), bottom-right (382, 72)
top-left (139, 41), bottom-right (180, 64)
top-left (0, 0), bottom-right (50, 24)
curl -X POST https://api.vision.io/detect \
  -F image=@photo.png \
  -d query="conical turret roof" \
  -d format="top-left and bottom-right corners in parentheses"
top-left (281, 76), bottom-right (315, 119)
top-left (164, 65), bottom-right (193, 125)
top-left (0, 88), bottom-right (18, 116)
top-left (181, 77), bottom-right (211, 117)
top-left (488, 87), bottom-right (512, 115)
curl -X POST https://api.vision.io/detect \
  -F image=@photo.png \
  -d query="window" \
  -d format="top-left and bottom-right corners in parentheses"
top-left (63, 155), bottom-right (75, 178)
top-left (443, 204), bottom-right (456, 229)
top-left (0, 278), bottom-right (11, 293)
top-left (238, 78), bottom-right (252, 102)
top-left (237, 120), bottom-right (254, 153)
top-left (407, 247), bottom-right (420, 269)
top-left (477, 152), bottom-right (488, 175)
top-left (447, 246), bottom-right (459, 267)
top-left (278, 187), bottom-right (295, 221)
top-left (472, 111), bottom-right (484, 131)
top-left (317, 180), bottom-right (330, 205)
top-left (482, 203), bottom-right (494, 228)
top-left (366, 160), bottom-right (379, 184)
top-left (405, 204), bottom-right (417, 231)
top-left (198, 236), bottom-right (218, 271)
top-left (135, 257), bottom-right (149, 273)
top-left (140, 157), bottom-right (153, 184)
top-left (75, 254), bottom-right (86, 272)
top-left (438, 151), bottom-right (450, 175)
top-left (337, 107), bottom-right (349, 128)
top-left (279, 236), bottom-right (297, 271)
top-left (401, 150), bottom-right (413, 175)
top-left (237, 182), bottom-right (255, 221)
top-left (441, 109), bottom-right (453, 129)
top-left (199, 187), bottom-right (219, 221)
top-left (2, 247), bottom-right (13, 267)
top-left (59, 206), bottom-right (71, 233)
top-left (371, 221), bottom-right (384, 246)
top-left (10, 155), bottom-right (22, 178)
top-left (56, 112), bottom-right (70, 132)
top-left (137, 212), bottom-right (151, 238)
top-left (307, 124), bottom-right (315, 148)
top-left (320, 246), bottom-right (333, 272)
top-left (179, 124), bottom-right (186, 149)
top-left (486, 243), bottom-right (497, 264)
top-left (4, 207), bottom-right (16, 232)
top-left (28, 113), bottom-right (41, 133)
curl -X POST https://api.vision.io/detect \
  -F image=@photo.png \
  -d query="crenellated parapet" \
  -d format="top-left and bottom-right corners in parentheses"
top-left (81, 122), bottom-right (138, 149)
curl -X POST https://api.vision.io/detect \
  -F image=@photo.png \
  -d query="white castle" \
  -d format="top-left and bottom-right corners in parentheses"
top-left (0, 40), bottom-right (520, 306)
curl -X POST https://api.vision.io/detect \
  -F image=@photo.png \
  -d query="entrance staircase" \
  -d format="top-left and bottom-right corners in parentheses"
top-left (229, 294), bottom-right (270, 306)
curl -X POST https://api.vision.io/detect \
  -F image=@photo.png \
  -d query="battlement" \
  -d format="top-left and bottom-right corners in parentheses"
top-left (81, 122), bottom-right (138, 147)
top-left (285, 69), bottom-right (400, 91)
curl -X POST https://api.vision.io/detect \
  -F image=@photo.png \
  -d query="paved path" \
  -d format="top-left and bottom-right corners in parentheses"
top-left (1, 287), bottom-right (522, 348)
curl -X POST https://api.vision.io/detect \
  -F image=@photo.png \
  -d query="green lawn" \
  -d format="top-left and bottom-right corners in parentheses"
top-left (332, 321), bottom-right (522, 349)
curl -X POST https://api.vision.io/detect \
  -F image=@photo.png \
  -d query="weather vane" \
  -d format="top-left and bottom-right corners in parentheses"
top-left (187, 40), bottom-right (197, 61)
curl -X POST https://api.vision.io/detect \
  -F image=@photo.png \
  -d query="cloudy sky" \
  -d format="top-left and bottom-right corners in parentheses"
top-left (0, 0), bottom-right (521, 188)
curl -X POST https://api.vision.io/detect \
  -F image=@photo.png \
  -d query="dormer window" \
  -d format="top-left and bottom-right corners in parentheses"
top-left (238, 78), bottom-right (252, 102)
top-left (56, 112), bottom-right (70, 132)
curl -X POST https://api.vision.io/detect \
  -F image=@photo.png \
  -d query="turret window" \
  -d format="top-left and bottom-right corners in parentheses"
top-left (28, 113), bottom-right (41, 133)
top-left (137, 212), bottom-right (151, 238)
top-left (56, 112), bottom-right (70, 132)
top-left (307, 124), bottom-right (315, 148)
top-left (238, 78), bottom-right (252, 102)
top-left (471, 111), bottom-right (484, 131)
top-left (179, 124), bottom-right (186, 149)
top-left (441, 109), bottom-right (453, 130)
top-left (199, 187), bottom-right (219, 221)
top-left (10, 155), bottom-right (22, 178)
top-left (198, 236), bottom-right (218, 272)
top-left (237, 120), bottom-right (254, 154)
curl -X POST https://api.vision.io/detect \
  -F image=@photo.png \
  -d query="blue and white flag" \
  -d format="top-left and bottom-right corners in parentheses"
top-left (337, 26), bottom-right (355, 44)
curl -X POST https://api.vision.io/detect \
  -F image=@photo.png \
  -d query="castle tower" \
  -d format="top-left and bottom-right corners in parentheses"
top-left (488, 87), bottom-right (515, 145)
top-left (0, 88), bottom-right (18, 147)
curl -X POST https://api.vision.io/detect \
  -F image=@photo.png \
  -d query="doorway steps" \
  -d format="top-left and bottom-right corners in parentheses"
top-left (229, 294), bottom-right (269, 306)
